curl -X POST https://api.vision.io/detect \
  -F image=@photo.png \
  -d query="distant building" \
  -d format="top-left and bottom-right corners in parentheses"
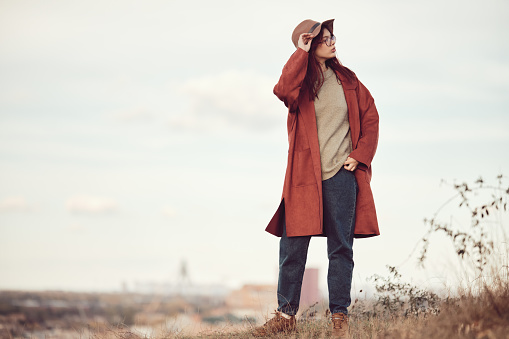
top-left (226, 284), bottom-right (277, 317)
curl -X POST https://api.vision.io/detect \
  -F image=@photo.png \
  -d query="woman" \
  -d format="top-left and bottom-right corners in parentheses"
top-left (253, 19), bottom-right (379, 338)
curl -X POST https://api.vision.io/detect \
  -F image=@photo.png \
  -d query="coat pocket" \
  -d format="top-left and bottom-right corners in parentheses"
top-left (292, 148), bottom-right (315, 187)
top-left (364, 169), bottom-right (371, 184)
top-left (355, 166), bottom-right (371, 184)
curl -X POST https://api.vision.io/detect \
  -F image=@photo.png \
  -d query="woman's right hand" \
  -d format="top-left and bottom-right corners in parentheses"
top-left (298, 33), bottom-right (313, 52)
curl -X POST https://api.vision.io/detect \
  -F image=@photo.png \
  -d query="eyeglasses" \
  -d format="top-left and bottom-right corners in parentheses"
top-left (320, 35), bottom-right (336, 47)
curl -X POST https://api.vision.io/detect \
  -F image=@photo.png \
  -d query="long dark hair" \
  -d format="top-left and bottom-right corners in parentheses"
top-left (303, 27), bottom-right (357, 101)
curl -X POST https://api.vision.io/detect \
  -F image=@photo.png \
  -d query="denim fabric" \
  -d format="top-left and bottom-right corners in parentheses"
top-left (277, 167), bottom-right (357, 316)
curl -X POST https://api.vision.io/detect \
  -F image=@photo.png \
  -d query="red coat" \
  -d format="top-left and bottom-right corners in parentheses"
top-left (265, 48), bottom-right (380, 238)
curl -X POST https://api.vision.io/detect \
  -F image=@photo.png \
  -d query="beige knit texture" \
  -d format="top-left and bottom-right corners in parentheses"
top-left (314, 67), bottom-right (352, 181)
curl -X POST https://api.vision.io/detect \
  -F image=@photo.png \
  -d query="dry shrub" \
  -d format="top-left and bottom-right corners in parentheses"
top-left (367, 266), bottom-right (440, 318)
top-left (419, 175), bottom-right (508, 275)
top-left (378, 274), bottom-right (509, 339)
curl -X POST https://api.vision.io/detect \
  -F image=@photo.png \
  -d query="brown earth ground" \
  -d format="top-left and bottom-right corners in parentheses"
top-left (89, 280), bottom-right (509, 339)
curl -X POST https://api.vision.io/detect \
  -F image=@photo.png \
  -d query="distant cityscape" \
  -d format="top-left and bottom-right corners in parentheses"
top-left (0, 267), bottom-right (323, 338)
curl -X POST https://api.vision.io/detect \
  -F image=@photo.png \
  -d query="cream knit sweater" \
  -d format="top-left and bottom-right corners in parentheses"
top-left (313, 67), bottom-right (352, 181)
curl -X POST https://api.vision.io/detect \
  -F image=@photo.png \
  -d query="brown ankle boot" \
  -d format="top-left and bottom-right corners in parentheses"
top-left (331, 312), bottom-right (349, 338)
top-left (252, 311), bottom-right (296, 337)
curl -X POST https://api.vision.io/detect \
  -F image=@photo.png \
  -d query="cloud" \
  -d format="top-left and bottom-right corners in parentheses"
top-left (382, 117), bottom-right (509, 143)
top-left (167, 70), bottom-right (284, 133)
top-left (374, 59), bottom-right (509, 109)
top-left (108, 107), bottom-right (153, 122)
top-left (68, 222), bottom-right (86, 232)
top-left (0, 196), bottom-right (35, 213)
top-left (66, 195), bottom-right (118, 214)
top-left (161, 206), bottom-right (177, 218)
top-left (0, 88), bottom-right (34, 105)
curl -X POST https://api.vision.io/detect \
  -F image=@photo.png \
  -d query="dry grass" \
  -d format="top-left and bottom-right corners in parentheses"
top-left (378, 280), bottom-right (509, 339)
top-left (87, 276), bottom-right (509, 339)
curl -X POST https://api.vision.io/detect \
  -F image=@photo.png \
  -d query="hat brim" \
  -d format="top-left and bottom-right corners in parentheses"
top-left (308, 19), bottom-right (334, 38)
top-left (321, 19), bottom-right (334, 35)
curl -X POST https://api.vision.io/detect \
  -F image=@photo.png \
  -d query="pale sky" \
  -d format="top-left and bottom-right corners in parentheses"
top-left (1, 0), bottom-right (508, 295)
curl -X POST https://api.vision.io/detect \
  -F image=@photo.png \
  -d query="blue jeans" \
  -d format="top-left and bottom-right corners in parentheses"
top-left (277, 167), bottom-right (357, 316)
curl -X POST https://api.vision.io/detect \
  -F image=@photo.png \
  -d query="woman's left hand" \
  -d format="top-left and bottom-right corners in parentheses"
top-left (343, 157), bottom-right (359, 171)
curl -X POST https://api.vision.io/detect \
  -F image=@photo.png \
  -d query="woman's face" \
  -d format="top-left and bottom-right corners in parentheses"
top-left (314, 28), bottom-right (336, 64)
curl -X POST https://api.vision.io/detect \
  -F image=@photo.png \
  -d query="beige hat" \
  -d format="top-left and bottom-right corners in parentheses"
top-left (291, 19), bottom-right (334, 48)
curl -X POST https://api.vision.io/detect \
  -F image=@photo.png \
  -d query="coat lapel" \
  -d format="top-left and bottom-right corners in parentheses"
top-left (298, 92), bottom-right (323, 194)
top-left (336, 71), bottom-right (360, 148)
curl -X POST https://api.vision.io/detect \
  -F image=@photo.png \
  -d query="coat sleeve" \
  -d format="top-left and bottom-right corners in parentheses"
top-left (349, 79), bottom-right (379, 168)
top-left (273, 48), bottom-right (309, 113)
